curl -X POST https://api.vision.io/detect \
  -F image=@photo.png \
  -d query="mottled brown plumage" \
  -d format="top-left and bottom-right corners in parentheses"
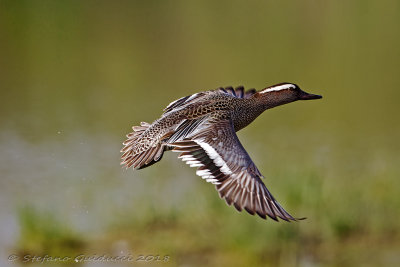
top-left (121, 83), bottom-right (322, 221)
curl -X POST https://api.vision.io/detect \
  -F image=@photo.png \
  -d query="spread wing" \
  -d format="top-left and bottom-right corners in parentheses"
top-left (171, 119), bottom-right (298, 221)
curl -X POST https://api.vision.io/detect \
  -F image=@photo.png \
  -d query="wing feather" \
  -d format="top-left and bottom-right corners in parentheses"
top-left (218, 86), bottom-right (256, 99)
top-left (171, 119), bottom-right (299, 221)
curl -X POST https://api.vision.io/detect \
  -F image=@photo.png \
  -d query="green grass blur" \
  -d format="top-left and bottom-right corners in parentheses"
top-left (1, 0), bottom-right (399, 266)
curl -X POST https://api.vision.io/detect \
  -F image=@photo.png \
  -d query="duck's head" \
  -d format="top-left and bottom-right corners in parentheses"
top-left (256, 83), bottom-right (322, 109)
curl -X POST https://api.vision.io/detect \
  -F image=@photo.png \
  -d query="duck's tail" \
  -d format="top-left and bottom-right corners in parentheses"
top-left (120, 122), bottom-right (167, 170)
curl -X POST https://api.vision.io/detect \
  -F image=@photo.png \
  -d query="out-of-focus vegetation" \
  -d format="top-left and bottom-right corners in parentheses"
top-left (17, 206), bottom-right (85, 257)
top-left (1, 0), bottom-right (399, 266)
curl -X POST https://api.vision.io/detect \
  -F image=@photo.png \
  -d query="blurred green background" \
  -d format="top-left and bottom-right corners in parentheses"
top-left (1, 0), bottom-right (399, 266)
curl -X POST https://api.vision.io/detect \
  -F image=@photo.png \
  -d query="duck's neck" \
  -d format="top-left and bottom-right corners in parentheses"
top-left (232, 90), bottom-right (298, 132)
top-left (253, 90), bottom-right (298, 111)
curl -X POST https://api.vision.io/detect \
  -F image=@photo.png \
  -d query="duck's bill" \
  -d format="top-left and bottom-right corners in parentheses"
top-left (299, 91), bottom-right (323, 100)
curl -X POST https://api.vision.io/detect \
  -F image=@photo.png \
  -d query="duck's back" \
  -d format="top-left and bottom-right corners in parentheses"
top-left (121, 86), bottom-right (258, 169)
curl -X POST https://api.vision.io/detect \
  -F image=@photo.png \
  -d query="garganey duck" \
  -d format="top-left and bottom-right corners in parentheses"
top-left (121, 83), bottom-right (322, 221)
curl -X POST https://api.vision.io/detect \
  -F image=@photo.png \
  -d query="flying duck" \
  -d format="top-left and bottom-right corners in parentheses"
top-left (121, 83), bottom-right (322, 221)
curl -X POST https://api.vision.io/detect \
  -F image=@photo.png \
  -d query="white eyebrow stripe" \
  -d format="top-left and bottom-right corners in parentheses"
top-left (260, 84), bottom-right (295, 94)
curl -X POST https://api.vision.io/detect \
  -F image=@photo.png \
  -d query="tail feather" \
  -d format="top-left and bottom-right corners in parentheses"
top-left (136, 145), bottom-right (165, 170)
top-left (121, 121), bottom-right (166, 170)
